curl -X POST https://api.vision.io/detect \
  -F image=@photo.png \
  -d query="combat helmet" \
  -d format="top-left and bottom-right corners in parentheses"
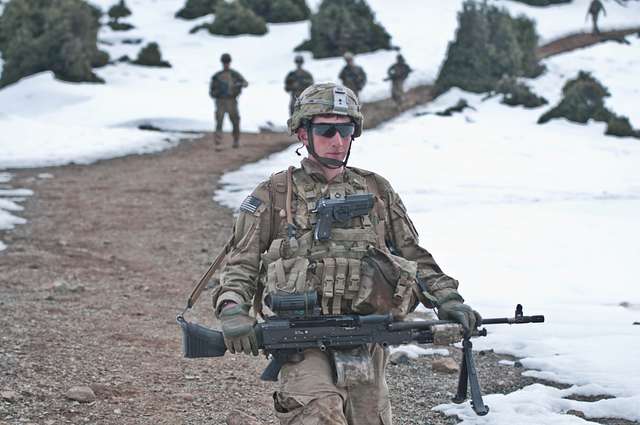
top-left (220, 53), bottom-right (231, 63)
top-left (288, 82), bottom-right (363, 168)
top-left (294, 55), bottom-right (304, 64)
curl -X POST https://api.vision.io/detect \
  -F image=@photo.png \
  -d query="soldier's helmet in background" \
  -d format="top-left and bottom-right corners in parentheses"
top-left (220, 53), bottom-right (231, 63)
top-left (294, 55), bottom-right (304, 64)
top-left (397, 54), bottom-right (405, 63)
top-left (288, 82), bottom-right (363, 138)
top-left (343, 51), bottom-right (354, 61)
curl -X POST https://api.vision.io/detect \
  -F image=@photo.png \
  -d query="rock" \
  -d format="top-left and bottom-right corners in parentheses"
top-left (389, 351), bottom-right (410, 365)
top-left (65, 386), bottom-right (96, 403)
top-left (431, 357), bottom-right (459, 374)
top-left (226, 409), bottom-right (262, 425)
top-left (53, 280), bottom-right (84, 294)
top-left (175, 392), bottom-right (194, 402)
top-left (1, 390), bottom-right (19, 402)
top-left (89, 383), bottom-right (112, 398)
top-left (514, 360), bottom-right (523, 368)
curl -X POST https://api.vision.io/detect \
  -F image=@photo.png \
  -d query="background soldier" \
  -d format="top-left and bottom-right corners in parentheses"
top-left (338, 52), bottom-right (367, 98)
top-left (586, 0), bottom-right (607, 34)
top-left (212, 82), bottom-right (481, 424)
top-left (385, 54), bottom-right (413, 108)
top-left (209, 53), bottom-right (249, 148)
top-left (284, 55), bottom-right (314, 116)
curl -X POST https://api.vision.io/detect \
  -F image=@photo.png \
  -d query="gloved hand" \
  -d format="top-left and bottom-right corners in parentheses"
top-left (437, 300), bottom-right (482, 335)
top-left (219, 303), bottom-right (259, 356)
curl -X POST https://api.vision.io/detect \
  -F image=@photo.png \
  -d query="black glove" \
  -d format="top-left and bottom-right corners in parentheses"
top-left (438, 300), bottom-right (482, 334)
top-left (219, 303), bottom-right (259, 356)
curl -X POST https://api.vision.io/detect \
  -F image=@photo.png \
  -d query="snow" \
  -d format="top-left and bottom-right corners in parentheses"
top-left (1, 0), bottom-right (640, 422)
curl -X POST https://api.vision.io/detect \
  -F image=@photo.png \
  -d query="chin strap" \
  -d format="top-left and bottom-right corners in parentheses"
top-left (305, 122), bottom-right (354, 169)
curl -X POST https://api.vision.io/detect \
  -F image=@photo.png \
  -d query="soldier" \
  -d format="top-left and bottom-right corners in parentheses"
top-left (212, 82), bottom-right (481, 425)
top-left (284, 55), bottom-right (314, 116)
top-left (586, 0), bottom-right (606, 34)
top-left (338, 52), bottom-right (367, 98)
top-left (209, 53), bottom-right (249, 148)
top-left (385, 54), bottom-right (413, 108)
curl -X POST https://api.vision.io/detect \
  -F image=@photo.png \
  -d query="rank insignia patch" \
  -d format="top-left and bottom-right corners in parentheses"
top-left (240, 195), bottom-right (262, 214)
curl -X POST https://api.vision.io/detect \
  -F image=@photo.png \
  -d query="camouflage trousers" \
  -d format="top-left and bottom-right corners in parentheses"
top-left (391, 80), bottom-right (405, 107)
top-left (214, 97), bottom-right (240, 146)
top-left (273, 345), bottom-right (392, 425)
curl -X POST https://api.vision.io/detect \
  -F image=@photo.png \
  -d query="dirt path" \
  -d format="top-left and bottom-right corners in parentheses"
top-left (536, 27), bottom-right (640, 59)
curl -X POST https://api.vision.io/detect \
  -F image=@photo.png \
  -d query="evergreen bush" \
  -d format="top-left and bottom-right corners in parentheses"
top-left (175, 0), bottom-right (217, 20)
top-left (538, 71), bottom-right (610, 124)
top-left (108, 0), bottom-right (131, 22)
top-left (294, 0), bottom-right (391, 59)
top-left (240, 0), bottom-right (310, 23)
top-left (495, 76), bottom-right (547, 108)
top-left (132, 42), bottom-right (172, 67)
top-left (191, 1), bottom-right (267, 36)
top-left (434, 1), bottom-right (543, 95)
top-left (606, 115), bottom-right (639, 138)
top-left (108, 0), bottom-right (134, 31)
top-left (0, 0), bottom-right (108, 88)
top-left (538, 71), bottom-right (639, 139)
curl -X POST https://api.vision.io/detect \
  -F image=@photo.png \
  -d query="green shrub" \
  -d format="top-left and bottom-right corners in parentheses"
top-left (108, 21), bottom-right (135, 31)
top-left (538, 71), bottom-right (639, 139)
top-left (538, 71), bottom-right (610, 124)
top-left (0, 0), bottom-right (108, 88)
top-left (495, 76), bottom-right (547, 108)
top-left (434, 1), bottom-right (543, 95)
top-left (132, 42), bottom-right (172, 67)
top-left (107, 0), bottom-right (134, 31)
top-left (176, 0), bottom-right (218, 20)
top-left (605, 115), bottom-right (639, 139)
top-left (108, 0), bottom-right (131, 22)
top-left (191, 1), bottom-right (267, 36)
top-left (294, 0), bottom-right (391, 59)
top-left (240, 0), bottom-right (310, 23)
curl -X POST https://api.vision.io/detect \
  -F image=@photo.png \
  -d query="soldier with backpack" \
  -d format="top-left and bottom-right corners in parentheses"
top-left (209, 53), bottom-right (248, 148)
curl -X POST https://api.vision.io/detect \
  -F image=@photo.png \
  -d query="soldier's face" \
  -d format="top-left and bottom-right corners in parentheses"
top-left (299, 115), bottom-right (353, 163)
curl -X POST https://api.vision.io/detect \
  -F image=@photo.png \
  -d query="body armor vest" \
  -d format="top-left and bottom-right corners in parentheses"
top-left (260, 166), bottom-right (417, 317)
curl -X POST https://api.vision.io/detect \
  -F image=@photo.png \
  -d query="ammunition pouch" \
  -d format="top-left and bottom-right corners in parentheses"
top-left (352, 247), bottom-right (418, 319)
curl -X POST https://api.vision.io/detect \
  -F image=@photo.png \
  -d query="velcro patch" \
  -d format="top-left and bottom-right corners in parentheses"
top-left (239, 195), bottom-right (262, 214)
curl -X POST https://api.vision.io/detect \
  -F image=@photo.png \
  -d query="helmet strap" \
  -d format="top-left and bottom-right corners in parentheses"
top-left (305, 122), bottom-right (353, 170)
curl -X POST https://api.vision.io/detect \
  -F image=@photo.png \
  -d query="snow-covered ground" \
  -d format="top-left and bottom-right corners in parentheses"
top-left (1, 0), bottom-right (640, 421)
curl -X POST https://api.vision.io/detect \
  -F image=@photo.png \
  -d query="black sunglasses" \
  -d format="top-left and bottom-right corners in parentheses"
top-left (311, 123), bottom-right (355, 138)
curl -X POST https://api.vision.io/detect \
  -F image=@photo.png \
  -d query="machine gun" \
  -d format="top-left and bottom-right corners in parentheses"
top-left (312, 193), bottom-right (374, 241)
top-left (177, 292), bottom-right (544, 416)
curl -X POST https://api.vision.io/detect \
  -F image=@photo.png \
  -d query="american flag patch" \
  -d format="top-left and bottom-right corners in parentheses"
top-left (239, 195), bottom-right (262, 214)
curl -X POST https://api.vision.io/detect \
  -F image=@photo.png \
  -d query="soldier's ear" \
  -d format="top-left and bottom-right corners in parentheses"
top-left (297, 127), bottom-right (309, 146)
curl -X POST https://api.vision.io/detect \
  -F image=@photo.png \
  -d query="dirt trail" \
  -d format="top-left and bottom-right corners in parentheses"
top-left (3, 28), bottom-right (639, 424)
top-left (536, 27), bottom-right (640, 59)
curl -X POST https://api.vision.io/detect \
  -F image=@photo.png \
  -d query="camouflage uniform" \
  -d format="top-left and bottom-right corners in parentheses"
top-left (386, 56), bottom-right (412, 107)
top-left (209, 59), bottom-right (248, 147)
top-left (285, 57), bottom-right (314, 116)
top-left (213, 83), bottom-right (466, 425)
top-left (587, 0), bottom-right (606, 34)
top-left (339, 64), bottom-right (367, 97)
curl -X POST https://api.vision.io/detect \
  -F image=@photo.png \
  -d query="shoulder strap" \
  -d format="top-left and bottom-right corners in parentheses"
top-left (181, 234), bottom-right (234, 313)
top-left (268, 169), bottom-right (291, 244)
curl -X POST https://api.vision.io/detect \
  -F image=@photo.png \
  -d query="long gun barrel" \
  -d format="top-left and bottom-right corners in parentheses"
top-left (177, 301), bottom-right (544, 415)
